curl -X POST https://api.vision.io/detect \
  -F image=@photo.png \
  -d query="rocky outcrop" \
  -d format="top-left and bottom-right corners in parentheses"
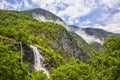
top-left (31, 8), bottom-right (63, 22)
top-left (23, 8), bottom-right (93, 63)
top-left (25, 8), bottom-right (90, 62)
top-left (14, 43), bottom-right (35, 71)
top-left (51, 30), bottom-right (89, 63)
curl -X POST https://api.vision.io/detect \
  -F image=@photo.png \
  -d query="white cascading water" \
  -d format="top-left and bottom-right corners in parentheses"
top-left (30, 45), bottom-right (49, 77)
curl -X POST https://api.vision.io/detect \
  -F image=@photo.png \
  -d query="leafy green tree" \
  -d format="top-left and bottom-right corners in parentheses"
top-left (0, 42), bottom-right (30, 80)
top-left (30, 70), bottom-right (48, 80)
top-left (92, 36), bottom-right (120, 80)
top-left (50, 58), bottom-right (97, 80)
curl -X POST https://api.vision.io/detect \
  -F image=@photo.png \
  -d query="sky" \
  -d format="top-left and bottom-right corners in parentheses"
top-left (0, 0), bottom-right (120, 33)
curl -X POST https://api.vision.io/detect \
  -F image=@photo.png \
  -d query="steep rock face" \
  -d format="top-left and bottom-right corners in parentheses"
top-left (55, 30), bottom-right (89, 62)
top-left (48, 29), bottom-right (90, 62)
top-left (25, 8), bottom-right (107, 53)
top-left (30, 8), bottom-right (70, 30)
top-left (23, 8), bottom-right (90, 62)
top-left (15, 44), bottom-right (50, 72)
top-left (0, 10), bottom-right (92, 74)
top-left (0, 37), bottom-right (34, 71)
top-left (31, 8), bottom-right (63, 22)
top-left (7, 42), bottom-right (50, 72)
top-left (70, 33), bottom-right (96, 58)
top-left (12, 43), bottom-right (35, 71)
top-left (19, 44), bottom-right (35, 71)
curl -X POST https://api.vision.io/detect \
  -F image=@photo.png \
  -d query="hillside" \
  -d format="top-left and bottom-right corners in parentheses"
top-left (69, 25), bottom-right (120, 53)
top-left (23, 8), bottom-right (98, 56)
top-left (0, 9), bottom-right (95, 72)
top-left (22, 8), bottom-right (120, 53)
top-left (0, 9), bottom-right (120, 80)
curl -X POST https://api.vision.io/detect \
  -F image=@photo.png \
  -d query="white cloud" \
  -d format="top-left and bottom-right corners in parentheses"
top-left (75, 29), bottom-right (103, 44)
top-left (30, 0), bottom-right (94, 25)
top-left (23, 0), bottom-right (31, 9)
top-left (101, 0), bottom-right (120, 8)
top-left (109, 12), bottom-right (120, 23)
top-left (93, 23), bottom-right (120, 34)
top-left (0, 0), bottom-right (120, 33)
top-left (23, 0), bottom-right (37, 10)
top-left (30, 0), bottom-right (120, 26)
top-left (0, 0), bottom-right (9, 9)
top-left (58, 5), bottom-right (90, 19)
top-left (0, 0), bottom-right (22, 10)
top-left (94, 12), bottom-right (120, 34)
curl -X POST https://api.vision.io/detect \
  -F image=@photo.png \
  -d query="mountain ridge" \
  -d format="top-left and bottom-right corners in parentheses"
top-left (0, 9), bottom-right (92, 71)
top-left (24, 8), bottom-right (120, 45)
top-left (21, 8), bottom-right (120, 53)
top-left (0, 8), bottom-right (120, 80)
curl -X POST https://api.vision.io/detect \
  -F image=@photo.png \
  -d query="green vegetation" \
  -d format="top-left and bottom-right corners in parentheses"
top-left (90, 42), bottom-right (105, 53)
top-left (0, 42), bottom-right (48, 80)
top-left (0, 10), bottom-right (120, 80)
top-left (50, 58), bottom-right (97, 80)
top-left (50, 36), bottom-right (120, 80)
top-left (0, 10), bottom-right (65, 68)
top-left (92, 36), bottom-right (120, 80)
top-left (0, 42), bottom-right (30, 80)
top-left (70, 33), bottom-right (97, 58)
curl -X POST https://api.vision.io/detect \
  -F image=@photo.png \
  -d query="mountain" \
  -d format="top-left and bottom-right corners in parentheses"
top-left (0, 8), bottom-right (120, 80)
top-left (68, 25), bottom-right (120, 53)
top-left (31, 8), bottom-right (63, 22)
top-left (69, 25), bottom-right (120, 44)
top-left (23, 8), bottom-right (117, 45)
top-left (77, 28), bottom-right (120, 43)
top-left (0, 8), bottom-right (118, 68)
top-left (22, 8), bottom-right (120, 54)
top-left (0, 9), bottom-right (96, 74)
top-left (22, 8), bottom-right (63, 21)
top-left (23, 8), bottom-right (97, 57)
top-left (22, 8), bottom-right (70, 30)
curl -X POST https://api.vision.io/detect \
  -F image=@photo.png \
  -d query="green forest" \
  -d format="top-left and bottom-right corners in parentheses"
top-left (0, 10), bottom-right (120, 80)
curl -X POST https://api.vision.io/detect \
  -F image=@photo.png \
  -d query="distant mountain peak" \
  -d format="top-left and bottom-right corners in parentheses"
top-left (75, 28), bottom-right (104, 44)
top-left (29, 8), bottom-right (71, 30)
top-left (24, 8), bottom-right (120, 44)
top-left (31, 8), bottom-right (63, 22)
top-left (75, 27), bottom-right (120, 44)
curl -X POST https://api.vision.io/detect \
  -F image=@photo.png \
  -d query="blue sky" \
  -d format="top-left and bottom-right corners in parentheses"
top-left (0, 0), bottom-right (120, 33)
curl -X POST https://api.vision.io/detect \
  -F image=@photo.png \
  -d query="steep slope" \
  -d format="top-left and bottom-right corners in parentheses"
top-left (69, 26), bottom-right (120, 44)
top-left (22, 8), bottom-right (63, 21)
top-left (0, 9), bottom-right (120, 80)
top-left (80, 28), bottom-right (118, 43)
top-left (70, 33), bottom-right (97, 58)
top-left (69, 25), bottom-right (120, 53)
top-left (22, 8), bottom-right (120, 54)
top-left (0, 10), bottom-right (91, 73)
top-left (23, 8), bottom-right (97, 56)
top-left (21, 8), bottom-right (70, 30)
top-left (31, 8), bottom-right (63, 22)
top-left (22, 8), bottom-right (120, 53)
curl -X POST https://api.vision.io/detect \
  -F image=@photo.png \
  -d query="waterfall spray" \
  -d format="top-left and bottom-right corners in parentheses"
top-left (30, 45), bottom-right (49, 77)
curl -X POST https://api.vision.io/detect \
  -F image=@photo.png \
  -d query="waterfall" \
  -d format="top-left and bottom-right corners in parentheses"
top-left (30, 45), bottom-right (49, 77)
top-left (20, 42), bottom-right (23, 62)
